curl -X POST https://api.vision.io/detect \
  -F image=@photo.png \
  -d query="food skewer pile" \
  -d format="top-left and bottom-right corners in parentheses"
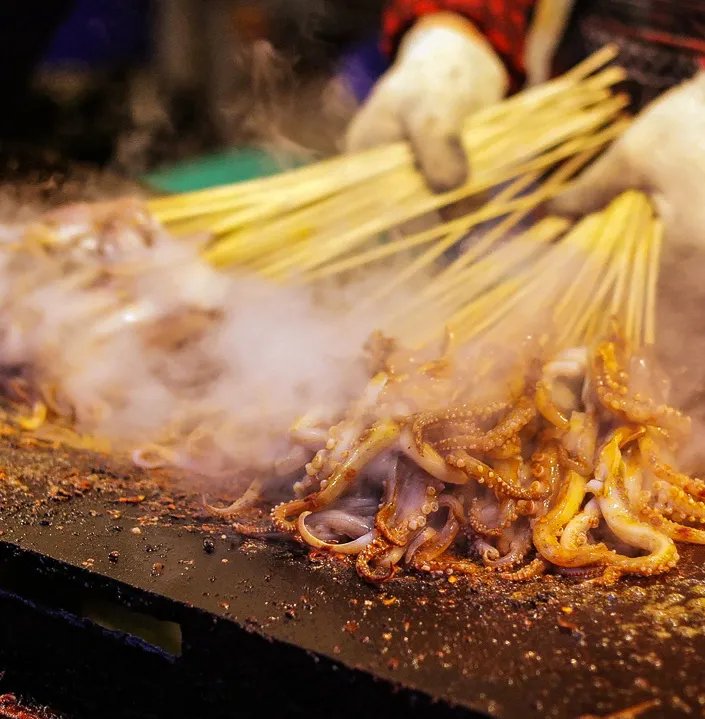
top-left (223, 190), bottom-right (705, 584)
top-left (0, 46), bottom-right (700, 586)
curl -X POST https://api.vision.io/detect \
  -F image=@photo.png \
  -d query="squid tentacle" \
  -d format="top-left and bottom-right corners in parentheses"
top-left (273, 420), bottom-right (401, 533)
top-left (447, 450), bottom-right (546, 500)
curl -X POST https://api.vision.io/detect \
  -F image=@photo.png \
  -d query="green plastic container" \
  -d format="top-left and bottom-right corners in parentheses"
top-left (142, 148), bottom-right (302, 194)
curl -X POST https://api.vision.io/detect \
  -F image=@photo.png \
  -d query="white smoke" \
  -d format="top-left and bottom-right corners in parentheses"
top-left (0, 199), bottom-right (411, 483)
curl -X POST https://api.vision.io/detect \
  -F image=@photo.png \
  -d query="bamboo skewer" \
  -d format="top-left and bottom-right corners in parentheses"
top-left (644, 220), bottom-right (663, 347)
top-left (391, 190), bottom-right (660, 355)
top-left (146, 47), bottom-right (628, 285)
top-left (148, 47), bottom-right (624, 222)
top-left (212, 112), bottom-right (629, 275)
top-left (275, 115), bottom-right (627, 295)
top-left (146, 46), bottom-right (661, 368)
top-left (298, 170), bottom-right (543, 283)
top-left (411, 143), bottom-right (605, 308)
top-left (553, 191), bottom-right (644, 347)
top-left (376, 141), bottom-right (610, 340)
top-left (227, 106), bottom-right (629, 271)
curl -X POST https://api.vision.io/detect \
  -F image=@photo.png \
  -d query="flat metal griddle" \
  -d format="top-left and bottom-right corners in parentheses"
top-left (1, 148), bottom-right (705, 719)
top-left (1, 434), bottom-right (705, 719)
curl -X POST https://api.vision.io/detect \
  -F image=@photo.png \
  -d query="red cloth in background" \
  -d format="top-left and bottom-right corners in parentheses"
top-left (381, 0), bottom-right (537, 91)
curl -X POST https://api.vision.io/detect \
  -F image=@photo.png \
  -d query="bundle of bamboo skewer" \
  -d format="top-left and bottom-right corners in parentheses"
top-left (147, 46), bottom-right (630, 284)
top-left (142, 44), bottom-right (661, 373)
top-left (391, 189), bottom-right (661, 351)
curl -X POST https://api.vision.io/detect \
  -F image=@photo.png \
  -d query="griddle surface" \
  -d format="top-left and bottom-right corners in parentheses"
top-left (0, 149), bottom-right (703, 718)
top-left (0, 437), bottom-right (704, 719)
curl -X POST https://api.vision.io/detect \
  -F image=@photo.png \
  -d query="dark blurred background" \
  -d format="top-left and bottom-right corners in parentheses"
top-left (0, 0), bottom-right (384, 175)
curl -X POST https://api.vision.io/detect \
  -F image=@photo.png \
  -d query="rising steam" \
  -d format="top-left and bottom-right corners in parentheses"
top-left (0, 199), bottom-right (427, 484)
top-left (0, 185), bottom-right (703, 499)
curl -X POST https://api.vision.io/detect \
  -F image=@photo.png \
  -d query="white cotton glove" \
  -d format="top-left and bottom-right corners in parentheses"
top-left (551, 73), bottom-right (705, 423)
top-left (550, 72), bottom-right (705, 250)
top-left (344, 12), bottom-right (508, 192)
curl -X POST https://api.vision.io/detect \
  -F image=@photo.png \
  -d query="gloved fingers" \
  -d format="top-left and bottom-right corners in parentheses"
top-left (411, 132), bottom-right (468, 194)
top-left (548, 145), bottom-right (639, 217)
top-left (404, 112), bottom-right (469, 193)
top-left (346, 95), bottom-right (469, 193)
top-left (344, 93), bottom-right (404, 153)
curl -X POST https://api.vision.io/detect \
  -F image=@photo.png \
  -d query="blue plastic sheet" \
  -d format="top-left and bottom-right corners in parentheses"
top-left (42, 0), bottom-right (151, 69)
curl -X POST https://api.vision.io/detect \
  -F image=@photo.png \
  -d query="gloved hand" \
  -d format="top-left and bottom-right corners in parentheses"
top-left (551, 73), bottom-right (705, 424)
top-left (550, 72), bottom-right (705, 249)
top-left (344, 12), bottom-right (508, 193)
